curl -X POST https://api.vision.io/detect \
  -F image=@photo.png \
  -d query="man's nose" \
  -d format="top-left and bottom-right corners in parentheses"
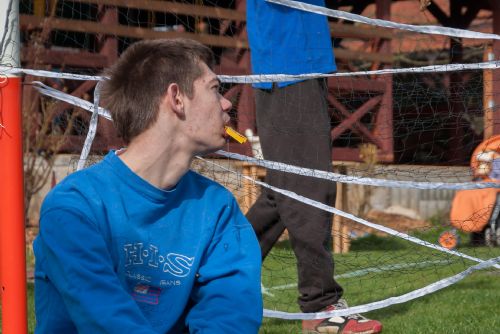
top-left (220, 96), bottom-right (232, 112)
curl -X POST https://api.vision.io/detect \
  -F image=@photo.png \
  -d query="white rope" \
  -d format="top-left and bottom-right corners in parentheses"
top-left (218, 60), bottom-right (500, 83)
top-left (32, 81), bottom-right (112, 120)
top-left (251, 177), bottom-right (500, 269)
top-left (77, 81), bottom-right (103, 171)
top-left (0, 66), bottom-right (100, 81)
top-left (25, 85), bottom-right (500, 192)
top-left (216, 151), bottom-right (500, 190)
top-left (3, 0), bottom-right (500, 84)
top-left (199, 156), bottom-right (500, 269)
top-left (267, 0), bottom-right (500, 41)
top-left (24, 80), bottom-right (500, 191)
top-left (3, 59), bottom-right (500, 84)
top-left (198, 157), bottom-right (500, 318)
top-left (264, 256), bottom-right (500, 319)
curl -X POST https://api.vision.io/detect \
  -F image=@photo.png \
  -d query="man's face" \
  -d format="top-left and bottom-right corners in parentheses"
top-left (183, 62), bottom-right (232, 155)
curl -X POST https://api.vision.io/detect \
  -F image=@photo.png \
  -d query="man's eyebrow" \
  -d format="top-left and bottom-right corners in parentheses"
top-left (208, 77), bottom-right (221, 85)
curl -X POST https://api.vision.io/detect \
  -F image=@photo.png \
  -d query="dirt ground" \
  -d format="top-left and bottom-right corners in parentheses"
top-left (348, 210), bottom-right (432, 237)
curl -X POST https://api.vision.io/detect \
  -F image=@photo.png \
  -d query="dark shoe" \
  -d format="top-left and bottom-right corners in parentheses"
top-left (302, 299), bottom-right (382, 334)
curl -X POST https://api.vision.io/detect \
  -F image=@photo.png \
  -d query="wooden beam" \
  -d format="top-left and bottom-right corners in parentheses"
top-left (331, 147), bottom-right (393, 162)
top-left (334, 47), bottom-right (393, 64)
top-left (461, 4), bottom-right (481, 28)
top-left (28, 1), bottom-right (397, 41)
top-left (484, 46), bottom-right (494, 139)
top-left (426, 1), bottom-right (450, 27)
top-left (50, 80), bottom-right (97, 121)
top-left (328, 77), bottom-right (387, 93)
top-left (328, 95), bottom-right (385, 148)
top-left (330, 22), bottom-right (394, 40)
top-left (332, 170), bottom-right (346, 253)
top-left (20, 14), bottom-right (248, 49)
top-left (215, 63), bottom-right (248, 75)
top-left (207, 142), bottom-right (253, 157)
top-left (21, 47), bottom-right (110, 68)
top-left (71, 0), bottom-right (245, 22)
top-left (487, 0), bottom-right (500, 137)
top-left (330, 95), bottom-right (383, 140)
top-left (331, 147), bottom-right (362, 162)
top-left (56, 135), bottom-right (109, 153)
top-left (20, 15), bottom-right (392, 63)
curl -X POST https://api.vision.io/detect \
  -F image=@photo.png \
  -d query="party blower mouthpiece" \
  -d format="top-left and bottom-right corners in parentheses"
top-left (225, 126), bottom-right (247, 144)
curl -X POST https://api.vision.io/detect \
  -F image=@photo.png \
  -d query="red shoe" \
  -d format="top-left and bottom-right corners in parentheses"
top-left (302, 299), bottom-right (382, 334)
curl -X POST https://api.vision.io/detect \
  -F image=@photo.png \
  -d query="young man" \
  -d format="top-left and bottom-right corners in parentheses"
top-left (33, 38), bottom-right (263, 334)
top-left (245, 0), bottom-right (382, 333)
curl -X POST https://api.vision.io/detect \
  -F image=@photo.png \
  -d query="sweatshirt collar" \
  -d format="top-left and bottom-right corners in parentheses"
top-left (104, 150), bottom-right (185, 202)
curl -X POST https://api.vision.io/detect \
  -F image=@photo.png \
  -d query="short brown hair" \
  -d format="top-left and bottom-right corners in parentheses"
top-left (101, 38), bottom-right (215, 144)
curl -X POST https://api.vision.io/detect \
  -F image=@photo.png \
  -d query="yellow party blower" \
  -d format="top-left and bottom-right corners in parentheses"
top-left (225, 126), bottom-right (247, 144)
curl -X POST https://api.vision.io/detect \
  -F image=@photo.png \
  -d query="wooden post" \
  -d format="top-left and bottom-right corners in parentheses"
top-left (333, 180), bottom-right (344, 253)
top-left (333, 165), bottom-right (349, 253)
top-left (484, 46), bottom-right (494, 139)
top-left (240, 162), bottom-right (265, 213)
top-left (490, 2), bottom-right (500, 137)
top-left (373, 0), bottom-right (393, 162)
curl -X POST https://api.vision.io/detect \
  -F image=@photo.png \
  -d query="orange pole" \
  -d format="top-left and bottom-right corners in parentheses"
top-left (0, 75), bottom-right (27, 334)
top-left (0, 0), bottom-right (27, 332)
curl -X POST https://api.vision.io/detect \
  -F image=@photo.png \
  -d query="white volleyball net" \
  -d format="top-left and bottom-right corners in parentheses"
top-left (3, 0), bottom-right (500, 330)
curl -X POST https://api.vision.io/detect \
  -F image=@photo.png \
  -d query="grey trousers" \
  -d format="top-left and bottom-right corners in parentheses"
top-left (246, 79), bottom-right (343, 313)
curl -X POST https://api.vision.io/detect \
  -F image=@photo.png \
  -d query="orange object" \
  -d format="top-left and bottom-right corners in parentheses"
top-left (470, 134), bottom-right (500, 179)
top-left (449, 136), bottom-right (500, 234)
top-left (450, 185), bottom-right (500, 233)
top-left (225, 126), bottom-right (247, 144)
top-left (0, 76), bottom-right (28, 334)
top-left (438, 230), bottom-right (459, 250)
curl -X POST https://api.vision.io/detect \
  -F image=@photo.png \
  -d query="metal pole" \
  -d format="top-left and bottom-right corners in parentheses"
top-left (0, 0), bottom-right (28, 333)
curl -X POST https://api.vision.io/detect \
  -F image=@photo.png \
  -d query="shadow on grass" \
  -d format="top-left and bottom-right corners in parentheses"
top-left (275, 234), bottom-right (408, 252)
top-left (368, 301), bottom-right (413, 320)
top-left (350, 234), bottom-right (407, 251)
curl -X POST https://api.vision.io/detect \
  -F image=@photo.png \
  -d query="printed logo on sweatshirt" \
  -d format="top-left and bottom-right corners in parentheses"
top-left (123, 242), bottom-right (195, 278)
top-left (132, 284), bottom-right (161, 305)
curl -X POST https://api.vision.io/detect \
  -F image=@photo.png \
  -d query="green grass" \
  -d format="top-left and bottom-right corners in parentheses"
top-left (2, 236), bottom-right (499, 334)
top-left (27, 284), bottom-right (35, 334)
top-left (259, 234), bottom-right (500, 334)
top-left (3, 273), bottom-right (499, 334)
top-left (260, 270), bottom-right (500, 333)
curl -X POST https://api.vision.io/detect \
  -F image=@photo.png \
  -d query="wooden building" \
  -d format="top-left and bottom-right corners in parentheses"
top-left (17, 0), bottom-right (500, 165)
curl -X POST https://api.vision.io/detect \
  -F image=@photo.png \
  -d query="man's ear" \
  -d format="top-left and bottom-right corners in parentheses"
top-left (165, 83), bottom-right (185, 118)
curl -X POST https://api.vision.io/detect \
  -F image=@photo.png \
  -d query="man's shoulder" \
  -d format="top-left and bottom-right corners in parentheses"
top-left (41, 162), bottom-right (108, 214)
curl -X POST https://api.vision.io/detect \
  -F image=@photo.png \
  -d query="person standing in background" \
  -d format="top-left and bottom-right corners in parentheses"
top-left (245, 1), bottom-right (383, 333)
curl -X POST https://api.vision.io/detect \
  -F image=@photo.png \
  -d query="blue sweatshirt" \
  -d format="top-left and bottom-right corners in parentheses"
top-left (34, 151), bottom-right (263, 333)
top-left (246, 0), bottom-right (336, 88)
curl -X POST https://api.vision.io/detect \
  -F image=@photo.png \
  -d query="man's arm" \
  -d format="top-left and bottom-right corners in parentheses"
top-left (36, 208), bottom-right (157, 333)
top-left (185, 198), bottom-right (263, 333)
